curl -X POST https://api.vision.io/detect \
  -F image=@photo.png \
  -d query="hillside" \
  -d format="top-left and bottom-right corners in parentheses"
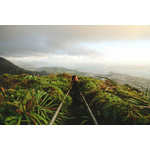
top-left (32, 67), bottom-right (74, 73)
top-left (0, 57), bottom-right (49, 76)
top-left (107, 72), bottom-right (150, 90)
top-left (29, 66), bottom-right (92, 76)
top-left (0, 73), bottom-right (150, 125)
top-left (0, 57), bottom-right (33, 75)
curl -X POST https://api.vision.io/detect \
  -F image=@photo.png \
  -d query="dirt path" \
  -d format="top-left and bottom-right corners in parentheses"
top-left (66, 103), bottom-right (93, 125)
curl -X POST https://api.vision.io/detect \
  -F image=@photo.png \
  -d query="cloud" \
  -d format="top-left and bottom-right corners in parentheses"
top-left (1, 25), bottom-right (150, 58)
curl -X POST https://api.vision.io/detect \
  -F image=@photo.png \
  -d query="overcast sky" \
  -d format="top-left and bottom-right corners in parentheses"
top-left (1, 25), bottom-right (150, 71)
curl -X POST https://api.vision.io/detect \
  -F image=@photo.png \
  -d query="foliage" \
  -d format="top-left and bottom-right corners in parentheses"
top-left (0, 72), bottom-right (150, 125)
top-left (78, 76), bottom-right (150, 125)
top-left (0, 73), bottom-right (72, 125)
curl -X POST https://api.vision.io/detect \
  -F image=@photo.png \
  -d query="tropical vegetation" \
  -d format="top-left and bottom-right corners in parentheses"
top-left (0, 73), bottom-right (150, 125)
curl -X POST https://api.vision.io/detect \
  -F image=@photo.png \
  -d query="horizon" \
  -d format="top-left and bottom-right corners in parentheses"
top-left (1, 55), bottom-right (150, 79)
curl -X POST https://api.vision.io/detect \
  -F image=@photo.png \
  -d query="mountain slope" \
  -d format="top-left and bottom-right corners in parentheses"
top-left (106, 72), bottom-right (150, 90)
top-left (0, 57), bottom-right (49, 76)
top-left (0, 57), bottom-right (33, 75)
top-left (0, 73), bottom-right (150, 125)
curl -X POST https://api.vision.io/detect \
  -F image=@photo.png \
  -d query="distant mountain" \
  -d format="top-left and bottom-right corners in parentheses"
top-left (0, 57), bottom-right (35, 75)
top-left (33, 67), bottom-right (73, 73)
top-left (30, 66), bottom-right (93, 76)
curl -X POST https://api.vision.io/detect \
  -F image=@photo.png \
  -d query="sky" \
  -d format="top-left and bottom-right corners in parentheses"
top-left (1, 25), bottom-right (150, 72)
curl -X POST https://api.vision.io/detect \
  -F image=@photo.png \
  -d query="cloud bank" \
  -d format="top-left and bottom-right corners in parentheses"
top-left (1, 25), bottom-right (150, 57)
top-left (1, 25), bottom-right (150, 69)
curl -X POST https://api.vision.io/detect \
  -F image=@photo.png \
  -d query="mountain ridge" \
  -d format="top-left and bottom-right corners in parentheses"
top-left (0, 57), bottom-right (33, 75)
top-left (0, 57), bottom-right (49, 76)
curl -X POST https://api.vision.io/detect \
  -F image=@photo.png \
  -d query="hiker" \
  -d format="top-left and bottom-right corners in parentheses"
top-left (70, 75), bottom-right (81, 108)
top-left (70, 75), bottom-right (79, 90)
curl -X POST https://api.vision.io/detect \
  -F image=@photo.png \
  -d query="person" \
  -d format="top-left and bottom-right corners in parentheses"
top-left (70, 75), bottom-right (79, 90)
top-left (70, 75), bottom-right (80, 108)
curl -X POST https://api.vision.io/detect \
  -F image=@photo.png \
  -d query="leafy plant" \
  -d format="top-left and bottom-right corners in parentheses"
top-left (0, 73), bottom-right (150, 125)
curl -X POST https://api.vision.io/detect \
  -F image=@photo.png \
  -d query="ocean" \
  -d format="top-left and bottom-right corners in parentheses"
top-left (77, 64), bottom-right (150, 79)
